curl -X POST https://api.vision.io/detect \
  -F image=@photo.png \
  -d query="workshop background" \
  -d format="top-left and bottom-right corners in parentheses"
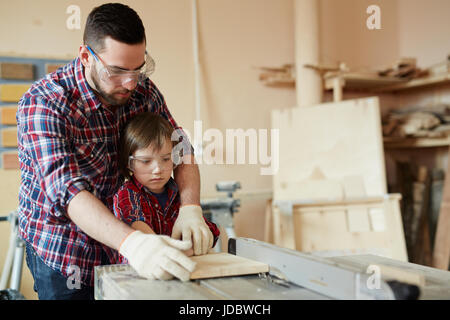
top-left (1, 0), bottom-right (449, 300)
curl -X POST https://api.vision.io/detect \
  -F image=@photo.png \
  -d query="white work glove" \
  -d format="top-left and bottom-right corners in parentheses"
top-left (171, 205), bottom-right (213, 256)
top-left (119, 230), bottom-right (196, 282)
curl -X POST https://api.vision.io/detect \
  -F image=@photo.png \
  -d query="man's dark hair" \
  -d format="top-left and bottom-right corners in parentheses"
top-left (83, 3), bottom-right (146, 52)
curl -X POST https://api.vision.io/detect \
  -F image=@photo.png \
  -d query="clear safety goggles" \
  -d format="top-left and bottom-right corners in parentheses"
top-left (128, 155), bottom-right (173, 173)
top-left (86, 45), bottom-right (155, 86)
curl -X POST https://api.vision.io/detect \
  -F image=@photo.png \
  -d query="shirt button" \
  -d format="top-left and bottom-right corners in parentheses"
top-left (155, 204), bottom-right (159, 208)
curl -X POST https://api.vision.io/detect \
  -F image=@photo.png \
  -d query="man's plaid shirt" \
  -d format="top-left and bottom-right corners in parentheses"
top-left (16, 57), bottom-right (188, 286)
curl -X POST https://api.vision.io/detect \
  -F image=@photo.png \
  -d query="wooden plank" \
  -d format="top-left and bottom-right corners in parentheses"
top-left (270, 97), bottom-right (402, 256)
top-left (384, 137), bottom-right (450, 149)
top-left (292, 204), bottom-right (384, 255)
top-left (0, 84), bottom-right (31, 102)
top-left (1, 152), bottom-right (19, 170)
top-left (263, 199), bottom-right (273, 243)
top-left (429, 169), bottom-right (444, 245)
top-left (272, 205), bottom-right (296, 250)
top-left (1, 127), bottom-right (18, 147)
top-left (275, 194), bottom-right (400, 209)
top-left (0, 62), bottom-right (34, 80)
top-left (347, 208), bottom-right (371, 233)
top-left (343, 176), bottom-right (371, 233)
top-left (287, 196), bottom-right (407, 261)
top-left (272, 97), bottom-right (387, 201)
top-left (275, 175), bottom-right (345, 201)
top-left (375, 72), bottom-right (450, 93)
top-left (329, 254), bottom-right (450, 299)
top-left (386, 194), bottom-right (409, 261)
top-left (260, 77), bottom-right (295, 87)
top-left (368, 207), bottom-right (386, 232)
top-left (324, 72), bottom-right (407, 89)
top-left (377, 264), bottom-right (425, 287)
top-left (45, 63), bottom-right (65, 74)
top-left (325, 77), bottom-right (344, 102)
top-left (294, 0), bottom-right (322, 107)
top-left (0, 105), bottom-right (18, 125)
top-left (189, 253), bottom-right (269, 280)
top-left (432, 148), bottom-right (450, 270)
top-left (271, 194), bottom-right (407, 260)
top-left (396, 161), bottom-right (415, 261)
top-left (324, 72), bottom-right (450, 94)
top-left (412, 166), bottom-right (433, 266)
top-left (273, 177), bottom-right (347, 246)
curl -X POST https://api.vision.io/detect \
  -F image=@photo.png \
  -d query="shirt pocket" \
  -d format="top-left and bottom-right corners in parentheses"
top-left (74, 141), bottom-right (108, 178)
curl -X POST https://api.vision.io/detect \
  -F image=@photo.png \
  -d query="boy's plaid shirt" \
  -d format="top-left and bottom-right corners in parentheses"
top-left (113, 176), bottom-right (220, 264)
top-left (16, 57), bottom-right (189, 286)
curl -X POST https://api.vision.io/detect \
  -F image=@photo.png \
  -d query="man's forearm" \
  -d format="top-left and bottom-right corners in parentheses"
top-left (67, 190), bottom-right (133, 250)
top-left (173, 154), bottom-right (201, 206)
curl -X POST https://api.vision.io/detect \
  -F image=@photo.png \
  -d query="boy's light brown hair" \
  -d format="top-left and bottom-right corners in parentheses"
top-left (119, 112), bottom-right (174, 180)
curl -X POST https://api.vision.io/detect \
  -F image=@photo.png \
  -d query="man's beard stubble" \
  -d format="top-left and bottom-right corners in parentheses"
top-left (90, 67), bottom-right (132, 107)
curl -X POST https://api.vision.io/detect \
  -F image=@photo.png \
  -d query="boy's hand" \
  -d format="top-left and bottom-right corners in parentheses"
top-left (183, 248), bottom-right (194, 257)
top-left (171, 205), bottom-right (213, 255)
top-left (119, 231), bottom-right (196, 281)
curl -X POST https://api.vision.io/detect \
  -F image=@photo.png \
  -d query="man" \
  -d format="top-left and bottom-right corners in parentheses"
top-left (17, 3), bottom-right (213, 300)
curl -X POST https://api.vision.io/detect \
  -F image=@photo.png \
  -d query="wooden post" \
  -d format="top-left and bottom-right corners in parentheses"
top-left (294, 0), bottom-right (322, 107)
top-left (412, 166), bottom-right (432, 266)
top-left (264, 199), bottom-right (273, 243)
top-left (432, 150), bottom-right (450, 270)
top-left (332, 77), bottom-right (344, 102)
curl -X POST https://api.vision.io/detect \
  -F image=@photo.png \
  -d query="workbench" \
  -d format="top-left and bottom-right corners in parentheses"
top-left (94, 238), bottom-right (450, 300)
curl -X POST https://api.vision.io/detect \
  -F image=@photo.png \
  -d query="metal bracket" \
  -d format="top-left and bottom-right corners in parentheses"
top-left (229, 237), bottom-right (403, 300)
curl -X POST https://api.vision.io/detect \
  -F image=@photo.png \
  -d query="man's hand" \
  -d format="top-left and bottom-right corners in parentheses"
top-left (171, 205), bottom-right (213, 255)
top-left (119, 231), bottom-right (196, 281)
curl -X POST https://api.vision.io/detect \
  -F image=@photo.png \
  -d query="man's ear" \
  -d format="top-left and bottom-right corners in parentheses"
top-left (79, 45), bottom-right (91, 68)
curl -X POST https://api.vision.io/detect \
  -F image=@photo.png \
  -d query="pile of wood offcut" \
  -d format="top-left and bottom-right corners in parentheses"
top-left (257, 64), bottom-right (295, 86)
top-left (378, 57), bottom-right (429, 80)
top-left (382, 104), bottom-right (450, 138)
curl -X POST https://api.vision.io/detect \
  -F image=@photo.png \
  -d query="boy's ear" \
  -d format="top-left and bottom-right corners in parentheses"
top-left (127, 167), bottom-right (134, 176)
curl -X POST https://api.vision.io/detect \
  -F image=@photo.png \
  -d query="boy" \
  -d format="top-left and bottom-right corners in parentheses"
top-left (114, 112), bottom-right (220, 278)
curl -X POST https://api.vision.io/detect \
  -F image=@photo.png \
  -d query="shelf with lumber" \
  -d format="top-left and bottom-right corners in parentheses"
top-left (260, 77), bottom-right (295, 87)
top-left (259, 71), bottom-right (450, 95)
top-left (258, 73), bottom-right (401, 90)
top-left (258, 58), bottom-right (450, 95)
top-left (324, 71), bottom-right (450, 95)
top-left (375, 72), bottom-right (450, 93)
top-left (324, 72), bottom-right (407, 91)
top-left (257, 64), bottom-right (295, 88)
top-left (383, 136), bottom-right (450, 149)
top-left (258, 71), bottom-right (405, 89)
